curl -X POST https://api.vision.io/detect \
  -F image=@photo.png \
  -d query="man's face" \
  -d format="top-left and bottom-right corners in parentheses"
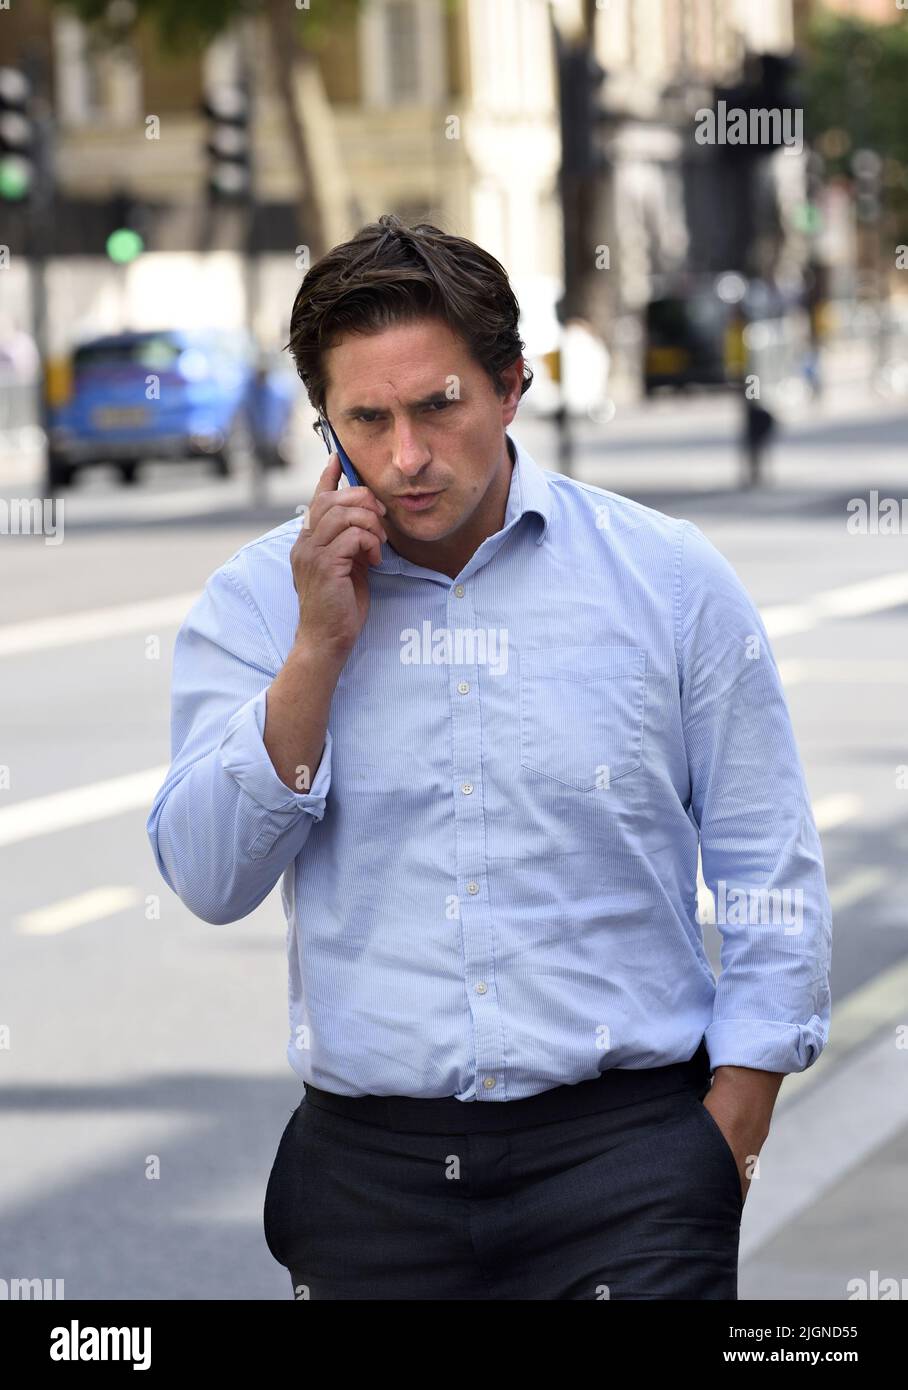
top-left (322, 316), bottom-right (523, 574)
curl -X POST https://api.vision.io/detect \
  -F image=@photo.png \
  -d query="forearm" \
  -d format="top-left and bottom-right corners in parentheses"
top-left (710, 1064), bottom-right (784, 1134)
top-left (263, 638), bottom-right (346, 792)
top-left (148, 566), bottom-right (341, 925)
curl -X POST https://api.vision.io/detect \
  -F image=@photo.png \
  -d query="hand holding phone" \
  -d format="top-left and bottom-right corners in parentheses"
top-left (290, 415), bottom-right (388, 660)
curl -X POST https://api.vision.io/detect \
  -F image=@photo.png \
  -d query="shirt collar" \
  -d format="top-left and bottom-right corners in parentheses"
top-left (503, 430), bottom-right (551, 544)
top-left (373, 429), bottom-right (551, 575)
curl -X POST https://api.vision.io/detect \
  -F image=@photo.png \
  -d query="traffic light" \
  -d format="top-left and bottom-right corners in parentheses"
top-left (558, 39), bottom-right (607, 178)
top-left (0, 66), bottom-right (33, 202)
top-left (713, 52), bottom-right (802, 163)
top-left (202, 83), bottom-right (251, 201)
top-left (106, 191), bottom-right (146, 263)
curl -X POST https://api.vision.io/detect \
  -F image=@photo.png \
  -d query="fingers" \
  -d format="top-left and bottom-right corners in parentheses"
top-left (311, 452), bottom-right (343, 500)
top-left (310, 455), bottom-right (386, 516)
top-left (306, 468), bottom-right (386, 536)
top-left (329, 522), bottom-right (384, 569)
top-left (313, 504), bottom-right (388, 550)
top-left (342, 483), bottom-right (386, 517)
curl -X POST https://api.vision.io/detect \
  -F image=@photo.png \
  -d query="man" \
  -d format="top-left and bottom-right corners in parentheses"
top-left (147, 214), bottom-right (832, 1301)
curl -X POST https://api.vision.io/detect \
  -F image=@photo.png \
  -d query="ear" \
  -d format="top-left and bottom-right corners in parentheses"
top-left (500, 356), bottom-right (524, 425)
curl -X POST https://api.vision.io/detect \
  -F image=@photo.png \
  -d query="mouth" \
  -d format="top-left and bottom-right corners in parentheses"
top-left (395, 489), bottom-right (444, 512)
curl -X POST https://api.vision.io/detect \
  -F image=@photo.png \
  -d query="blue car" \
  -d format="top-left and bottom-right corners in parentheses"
top-left (45, 328), bottom-right (298, 488)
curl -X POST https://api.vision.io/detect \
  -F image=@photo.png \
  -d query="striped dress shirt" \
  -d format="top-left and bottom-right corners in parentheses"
top-left (147, 430), bottom-right (832, 1099)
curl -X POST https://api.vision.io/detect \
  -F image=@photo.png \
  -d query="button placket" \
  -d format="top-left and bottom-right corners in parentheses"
top-left (447, 580), bottom-right (504, 1099)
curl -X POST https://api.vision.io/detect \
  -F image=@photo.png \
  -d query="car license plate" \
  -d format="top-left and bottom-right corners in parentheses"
top-left (91, 407), bottom-right (149, 429)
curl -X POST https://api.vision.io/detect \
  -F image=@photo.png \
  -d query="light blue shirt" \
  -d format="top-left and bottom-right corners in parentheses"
top-left (147, 431), bottom-right (832, 1098)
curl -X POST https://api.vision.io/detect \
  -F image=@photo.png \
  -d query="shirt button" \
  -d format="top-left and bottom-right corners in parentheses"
top-left (461, 782), bottom-right (473, 795)
top-left (466, 882), bottom-right (479, 894)
top-left (475, 981), bottom-right (488, 995)
top-left (457, 681), bottom-right (469, 694)
top-left (483, 1076), bottom-right (496, 1089)
top-left (454, 584), bottom-right (465, 597)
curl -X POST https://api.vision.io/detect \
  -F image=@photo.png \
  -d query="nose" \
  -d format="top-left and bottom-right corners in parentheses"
top-left (391, 415), bottom-right (432, 479)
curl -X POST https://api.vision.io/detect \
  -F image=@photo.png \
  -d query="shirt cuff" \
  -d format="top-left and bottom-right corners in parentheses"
top-left (218, 687), bottom-right (331, 818)
top-left (704, 1016), bottom-right (828, 1074)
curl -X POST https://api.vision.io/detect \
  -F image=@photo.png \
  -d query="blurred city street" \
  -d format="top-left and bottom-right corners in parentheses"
top-left (1, 378), bottom-right (905, 1300)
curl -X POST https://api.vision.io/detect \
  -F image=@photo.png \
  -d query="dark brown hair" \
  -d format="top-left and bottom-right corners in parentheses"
top-left (284, 212), bottom-right (533, 416)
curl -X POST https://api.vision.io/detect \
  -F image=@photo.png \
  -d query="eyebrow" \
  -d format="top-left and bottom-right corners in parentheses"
top-left (339, 390), bottom-right (455, 420)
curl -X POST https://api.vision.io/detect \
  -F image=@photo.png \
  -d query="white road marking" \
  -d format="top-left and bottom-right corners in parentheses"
top-left (15, 885), bottom-right (140, 934)
top-left (0, 766), bottom-right (168, 847)
top-left (778, 659), bottom-right (810, 686)
top-left (777, 955), bottom-right (908, 1109)
top-left (695, 856), bottom-right (715, 925)
top-left (689, 794), bottom-right (862, 925)
top-left (0, 1112), bottom-right (192, 1215)
top-left (0, 593), bottom-right (197, 657)
top-left (763, 571), bottom-right (908, 639)
top-left (780, 659), bottom-right (908, 687)
top-left (812, 794), bottom-right (863, 831)
top-left (740, 1027), bottom-right (908, 1262)
top-left (828, 867), bottom-right (887, 912)
top-left (0, 568), bottom-right (904, 663)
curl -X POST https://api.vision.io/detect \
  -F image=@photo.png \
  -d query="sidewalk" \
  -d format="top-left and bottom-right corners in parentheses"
top-left (739, 1026), bottom-right (908, 1301)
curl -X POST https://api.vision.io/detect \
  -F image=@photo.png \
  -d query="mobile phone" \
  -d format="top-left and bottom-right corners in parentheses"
top-left (317, 413), bottom-right (363, 489)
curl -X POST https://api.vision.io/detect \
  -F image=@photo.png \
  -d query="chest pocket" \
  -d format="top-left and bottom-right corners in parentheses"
top-left (519, 645), bottom-right (646, 791)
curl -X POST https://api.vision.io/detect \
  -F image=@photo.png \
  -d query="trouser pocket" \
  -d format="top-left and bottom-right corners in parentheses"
top-left (691, 1094), bottom-right (744, 1210)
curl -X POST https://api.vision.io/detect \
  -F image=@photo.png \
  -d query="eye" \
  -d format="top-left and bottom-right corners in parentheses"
top-left (353, 411), bottom-right (381, 424)
top-left (424, 399), bottom-right (452, 412)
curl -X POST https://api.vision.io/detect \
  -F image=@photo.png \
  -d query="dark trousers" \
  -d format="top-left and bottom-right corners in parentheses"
top-left (263, 1039), bottom-right (743, 1300)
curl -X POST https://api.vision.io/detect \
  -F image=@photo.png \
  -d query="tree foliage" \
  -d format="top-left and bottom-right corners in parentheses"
top-left (49, 0), bottom-right (364, 55)
top-left (803, 14), bottom-right (908, 171)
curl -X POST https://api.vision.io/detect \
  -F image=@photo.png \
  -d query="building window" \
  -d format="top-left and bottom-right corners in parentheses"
top-left (360, 0), bottom-right (446, 108)
top-left (53, 14), bottom-right (104, 126)
top-left (52, 13), bottom-right (142, 127)
top-left (385, 1), bottom-right (420, 102)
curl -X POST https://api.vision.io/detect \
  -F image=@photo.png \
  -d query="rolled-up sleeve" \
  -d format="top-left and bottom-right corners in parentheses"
top-left (676, 520), bottom-right (833, 1074)
top-left (147, 563), bottom-right (330, 924)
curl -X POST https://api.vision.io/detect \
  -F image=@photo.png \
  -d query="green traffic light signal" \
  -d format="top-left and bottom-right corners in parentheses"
top-left (106, 227), bottom-right (144, 263)
top-left (0, 155), bottom-right (31, 200)
top-left (792, 202), bottom-right (823, 235)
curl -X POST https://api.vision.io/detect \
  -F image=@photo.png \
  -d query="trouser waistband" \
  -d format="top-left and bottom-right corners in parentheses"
top-left (302, 1039), bottom-right (713, 1134)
